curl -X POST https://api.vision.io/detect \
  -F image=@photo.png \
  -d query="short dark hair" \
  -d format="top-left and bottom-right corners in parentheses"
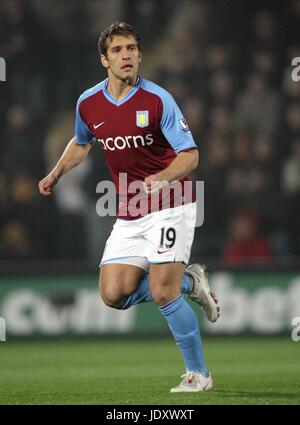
top-left (98, 22), bottom-right (142, 57)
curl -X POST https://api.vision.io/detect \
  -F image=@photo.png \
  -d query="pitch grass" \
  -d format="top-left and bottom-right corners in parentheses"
top-left (0, 337), bottom-right (299, 405)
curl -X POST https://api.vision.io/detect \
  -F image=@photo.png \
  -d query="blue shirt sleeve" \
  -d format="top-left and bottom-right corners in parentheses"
top-left (75, 99), bottom-right (93, 145)
top-left (160, 91), bottom-right (197, 153)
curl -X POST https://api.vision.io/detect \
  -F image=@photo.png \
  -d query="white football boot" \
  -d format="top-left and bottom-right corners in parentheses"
top-left (185, 264), bottom-right (220, 323)
top-left (170, 371), bottom-right (213, 393)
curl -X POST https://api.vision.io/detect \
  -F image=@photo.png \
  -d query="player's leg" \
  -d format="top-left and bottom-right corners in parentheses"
top-left (100, 262), bottom-right (145, 309)
top-left (146, 203), bottom-right (215, 392)
top-left (99, 206), bottom-right (219, 319)
top-left (149, 262), bottom-right (211, 392)
top-left (100, 258), bottom-right (193, 310)
top-left (99, 209), bottom-right (209, 312)
top-left (99, 218), bottom-right (152, 309)
top-left (100, 259), bottom-right (220, 318)
top-left (120, 269), bottom-right (192, 309)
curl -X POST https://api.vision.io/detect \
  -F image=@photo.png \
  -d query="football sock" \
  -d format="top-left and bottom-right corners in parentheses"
top-left (121, 273), bottom-right (192, 309)
top-left (159, 295), bottom-right (208, 376)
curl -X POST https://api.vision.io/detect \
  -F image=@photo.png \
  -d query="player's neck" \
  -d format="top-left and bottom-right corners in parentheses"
top-left (106, 74), bottom-right (138, 102)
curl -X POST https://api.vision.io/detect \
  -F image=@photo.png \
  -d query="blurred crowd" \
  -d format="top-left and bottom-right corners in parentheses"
top-left (0, 0), bottom-right (300, 263)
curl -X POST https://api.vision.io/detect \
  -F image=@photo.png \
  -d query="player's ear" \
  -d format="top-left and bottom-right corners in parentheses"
top-left (138, 50), bottom-right (142, 63)
top-left (100, 54), bottom-right (109, 69)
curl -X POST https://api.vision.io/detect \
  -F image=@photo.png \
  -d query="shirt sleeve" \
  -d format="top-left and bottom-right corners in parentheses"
top-left (160, 92), bottom-right (197, 153)
top-left (75, 98), bottom-right (94, 145)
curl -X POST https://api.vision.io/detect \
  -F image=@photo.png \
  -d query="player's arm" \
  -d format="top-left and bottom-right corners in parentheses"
top-left (144, 149), bottom-right (198, 191)
top-left (39, 136), bottom-right (92, 196)
top-left (39, 94), bottom-right (95, 196)
top-left (144, 88), bottom-right (199, 192)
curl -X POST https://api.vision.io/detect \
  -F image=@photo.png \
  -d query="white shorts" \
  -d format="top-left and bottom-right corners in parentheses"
top-left (100, 203), bottom-right (196, 271)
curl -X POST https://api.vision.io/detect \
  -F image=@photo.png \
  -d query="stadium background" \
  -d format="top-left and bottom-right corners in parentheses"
top-left (0, 0), bottom-right (300, 405)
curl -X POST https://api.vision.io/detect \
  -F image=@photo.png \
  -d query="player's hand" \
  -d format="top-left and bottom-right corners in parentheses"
top-left (143, 174), bottom-right (169, 194)
top-left (38, 173), bottom-right (58, 196)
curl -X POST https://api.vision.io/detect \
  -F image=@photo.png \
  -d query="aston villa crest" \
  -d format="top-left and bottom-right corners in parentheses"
top-left (136, 110), bottom-right (149, 128)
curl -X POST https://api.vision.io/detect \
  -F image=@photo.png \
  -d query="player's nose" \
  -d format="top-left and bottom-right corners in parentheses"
top-left (121, 48), bottom-right (131, 59)
top-left (122, 54), bottom-right (130, 62)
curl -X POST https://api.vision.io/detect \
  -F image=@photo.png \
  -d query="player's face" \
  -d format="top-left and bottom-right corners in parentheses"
top-left (101, 35), bottom-right (141, 82)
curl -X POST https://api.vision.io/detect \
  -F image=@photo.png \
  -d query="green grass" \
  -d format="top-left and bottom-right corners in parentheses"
top-left (0, 337), bottom-right (299, 405)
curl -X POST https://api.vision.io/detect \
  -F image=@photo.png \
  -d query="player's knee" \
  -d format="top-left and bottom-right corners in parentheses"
top-left (100, 288), bottom-right (125, 310)
top-left (101, 294), bottom-right (124, 309)
top-left (151, 286), bottom-right (174, 307)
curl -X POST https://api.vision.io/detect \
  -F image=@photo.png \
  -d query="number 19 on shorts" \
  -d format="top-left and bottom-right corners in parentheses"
top-left (160, 227), bottom-right (176, 248)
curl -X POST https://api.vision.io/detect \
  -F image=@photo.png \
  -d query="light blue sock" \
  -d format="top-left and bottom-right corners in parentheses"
top-left (159, 295), bottom-right (208, 376)
top-left (121, 273), bottom-right (192, 310)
